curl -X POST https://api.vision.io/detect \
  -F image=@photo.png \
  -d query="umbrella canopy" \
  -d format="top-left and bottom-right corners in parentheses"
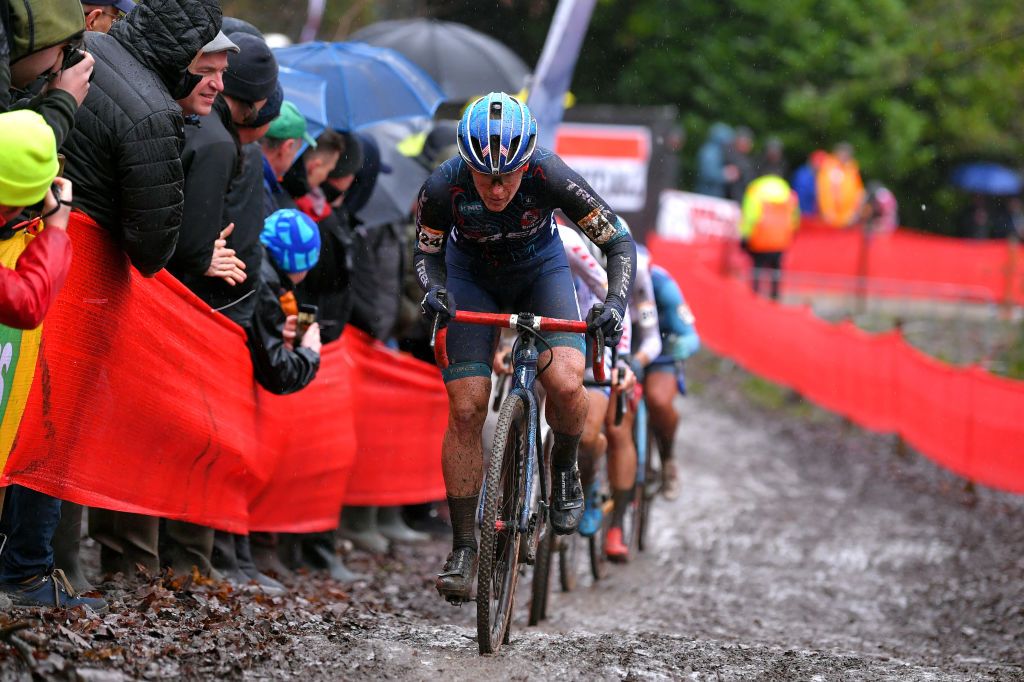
top-left (273, 41), bottom-right (444, 131)
top-left (349, 19), bottom-right (530, 102)
top-left (951, 163), bottom-right (1023, 196)
top-left (354, 119), bottom-right (433, 229)
top-left (276, 66), bottom-right (328, 138)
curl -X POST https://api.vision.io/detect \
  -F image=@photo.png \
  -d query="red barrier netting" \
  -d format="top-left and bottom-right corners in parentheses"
top-left (248, 341), bottom-right (358, 533)
top-left (341, 327), bottom-right (448, 506)
top-left (788, 220), bottom-right (1024, 303)
top-left (650, 235), bottom-right (1024, 494)
top-left (2, 213), bottom-right (263, 532)
top-left (2, 215), bottom-right (448, 531)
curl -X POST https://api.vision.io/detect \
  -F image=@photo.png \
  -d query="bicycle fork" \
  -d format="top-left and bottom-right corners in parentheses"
top-left (477, 334), bottom-right (543, 536)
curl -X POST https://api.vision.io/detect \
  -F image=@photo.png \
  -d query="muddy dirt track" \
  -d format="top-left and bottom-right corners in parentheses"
top-left (2, 358), bottom-right (1022, 680)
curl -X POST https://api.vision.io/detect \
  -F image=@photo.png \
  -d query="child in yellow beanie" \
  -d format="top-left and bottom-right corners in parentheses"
top-left (0, 110), bottom-right (74, 329)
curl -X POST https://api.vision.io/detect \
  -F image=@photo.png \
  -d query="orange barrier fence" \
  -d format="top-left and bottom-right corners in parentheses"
top-left (650, 235), bottom-right (1024, 494)
top-left (1, 214), bottom-right (447, 532)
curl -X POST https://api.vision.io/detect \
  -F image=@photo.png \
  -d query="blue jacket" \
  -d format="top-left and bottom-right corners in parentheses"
top-left (695, 123), bottom-right (735, 197)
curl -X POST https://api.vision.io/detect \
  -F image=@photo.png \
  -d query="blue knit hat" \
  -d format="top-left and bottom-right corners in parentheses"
top-left (261, 209), bottom-right (321, 273)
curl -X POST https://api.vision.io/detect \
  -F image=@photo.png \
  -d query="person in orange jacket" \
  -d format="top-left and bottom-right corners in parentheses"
top-left (816, 142), bottom-right (865, 228)
top-left (0, 110), bottom-right (74, 330)
top-left (739, 174), bottom-right (800, 300)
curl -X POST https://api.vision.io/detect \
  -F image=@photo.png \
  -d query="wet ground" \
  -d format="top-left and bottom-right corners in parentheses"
top-left (1, 355), bottom-right (1021, 680)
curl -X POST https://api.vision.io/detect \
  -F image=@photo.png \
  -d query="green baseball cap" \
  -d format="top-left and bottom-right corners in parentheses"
top-left (265, 101), bottom-right (317, 148)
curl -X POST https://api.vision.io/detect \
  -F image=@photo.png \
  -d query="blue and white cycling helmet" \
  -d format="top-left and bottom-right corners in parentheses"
top-left (457, 92), bottom-right (538, 176)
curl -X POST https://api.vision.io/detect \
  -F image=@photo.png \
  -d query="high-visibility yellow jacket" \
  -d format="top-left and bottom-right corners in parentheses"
top-left (740, 175), bottom-right (800, 253)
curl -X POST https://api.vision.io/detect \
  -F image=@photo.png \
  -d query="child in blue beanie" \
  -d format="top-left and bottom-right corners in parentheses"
top-left (260, 208), bottom-right (321, 282)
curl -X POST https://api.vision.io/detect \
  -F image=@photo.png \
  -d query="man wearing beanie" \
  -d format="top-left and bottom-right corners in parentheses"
top-left (62, 0), bottom-right (221, 279)
top-left (168, 30), bottom-right (278, 323)
top-left (259, 100), bottom-right (316, 215)
top-left (0, 111), bottom-right (106, 612)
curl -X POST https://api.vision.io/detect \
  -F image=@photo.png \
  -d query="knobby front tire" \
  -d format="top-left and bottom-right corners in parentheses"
top-left (559, 533), bottom-right (580, 592)
top-left (477, 392), bottom-right (527, 654)
top-left (528, 430), bottom-right (554, 626)
top-left (528, 528), bottom-right (553, 625)
top-left (637, 411), bottom-right (658, 553)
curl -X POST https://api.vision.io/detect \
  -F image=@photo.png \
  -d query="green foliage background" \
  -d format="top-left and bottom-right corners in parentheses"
top-left (229, 0), bottom-right (1024, 233)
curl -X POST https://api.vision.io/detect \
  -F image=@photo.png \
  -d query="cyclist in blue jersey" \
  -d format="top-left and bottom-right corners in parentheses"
top-left (645, 258), bottom-right (700, 500)
top-left (415, 93), bottom-right (637, 603)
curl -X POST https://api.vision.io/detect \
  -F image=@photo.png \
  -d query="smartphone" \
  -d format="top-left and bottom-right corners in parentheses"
top-left (56, 154), bottom-right (66, 178)
top-left (295, 303), bottom-right (318, 345)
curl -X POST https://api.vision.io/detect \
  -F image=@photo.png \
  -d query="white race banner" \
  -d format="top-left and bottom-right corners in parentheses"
top-left (657, 189), bottom-right (740, 242)
top-left (555, 123), bottom-right (652, 213)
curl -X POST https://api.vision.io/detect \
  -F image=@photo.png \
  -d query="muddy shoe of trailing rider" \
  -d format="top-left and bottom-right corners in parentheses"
top-left (661, 459), bottom-right (680, 501)
top-left (435, 546), bottom-right (477, 603)
top-left (550, 466), bottom-right (584, 535)
top-left (578, 482), bottom-right (603, 537)
top-left (605, 526), bottom-right (629, 563)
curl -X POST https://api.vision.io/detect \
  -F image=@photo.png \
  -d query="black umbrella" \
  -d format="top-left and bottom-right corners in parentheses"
top-left (349, 19), bottom-right (530, 102)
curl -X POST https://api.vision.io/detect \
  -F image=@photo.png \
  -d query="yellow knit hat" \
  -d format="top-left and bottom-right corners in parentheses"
top-left (0, 111), bottom-right (59, 209)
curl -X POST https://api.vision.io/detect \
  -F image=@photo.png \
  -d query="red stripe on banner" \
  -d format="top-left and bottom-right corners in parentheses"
top-left (555, 130), bottom-right (648, 159)
top-left (2, 215), bottom-right (448, 531)
top-left (649, 235), bottom-right (1024, 494)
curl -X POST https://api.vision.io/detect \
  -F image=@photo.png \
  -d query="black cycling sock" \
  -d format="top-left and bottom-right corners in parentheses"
top-left (610, 488), bottom-right (634, 529)
top-left (447, 494), bottom-right (478, 552)
top-left (551, 431), bottom-right (582, 471)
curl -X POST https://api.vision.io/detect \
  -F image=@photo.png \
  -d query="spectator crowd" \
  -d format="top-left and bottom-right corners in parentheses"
top-left (0, 0), bottom-right (441, 612)
top-left (695, 123), bottom-right (901, 300)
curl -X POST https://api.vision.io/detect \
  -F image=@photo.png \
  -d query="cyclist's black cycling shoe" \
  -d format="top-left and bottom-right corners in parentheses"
top-left (435, 546), bottom-right (477, 604)
top-left (550, 466), bottom-right (585, 535)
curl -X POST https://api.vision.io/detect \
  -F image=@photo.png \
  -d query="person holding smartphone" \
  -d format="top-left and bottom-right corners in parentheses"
top-left (0, 110), bottom-right (75, 330)
top-left (248, 208), bottom-right (322, 394)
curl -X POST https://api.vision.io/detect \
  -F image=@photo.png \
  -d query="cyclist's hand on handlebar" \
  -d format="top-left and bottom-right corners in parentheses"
top-left (612, 362), bottom-right (637, 393)
top-left (421, 285), bottom-right (456, 325)
top-left (492, 347), bottom-right (513, 376)
top-left (587, 302), bottom-right (625, 348)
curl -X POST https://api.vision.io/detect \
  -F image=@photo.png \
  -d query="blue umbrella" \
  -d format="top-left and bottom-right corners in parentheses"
top-left (951, 163), bottom-right (1023, 196)
top-left (276, 66), bottom-right (329, 138)
top-left (272, 41), bottom-right (445, 131)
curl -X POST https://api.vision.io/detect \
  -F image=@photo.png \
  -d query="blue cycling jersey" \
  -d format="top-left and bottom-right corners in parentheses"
top-left (650, 264), bottom-right (700, 361)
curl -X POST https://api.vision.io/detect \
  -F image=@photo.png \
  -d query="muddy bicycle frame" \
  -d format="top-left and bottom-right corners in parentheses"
top-left (432, 308), bottom-right (607, 653)
top-left (433, 311), bottom-right (606, 533)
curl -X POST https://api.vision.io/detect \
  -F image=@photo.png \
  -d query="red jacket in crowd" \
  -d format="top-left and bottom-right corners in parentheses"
top-left (0, 228), bottom-right (72, 329)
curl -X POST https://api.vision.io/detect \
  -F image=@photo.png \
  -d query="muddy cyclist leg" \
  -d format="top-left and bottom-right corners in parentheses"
top-left (538, 346), bottom-right (588, 534)
top-left (578, 388), bottom-right (609, 488)
top-left (645, 370), bottom-right (681, 498)
top-left (605, 390), bottom-right (638, 530)
top-left (441, 376), bottom-right (492, 547)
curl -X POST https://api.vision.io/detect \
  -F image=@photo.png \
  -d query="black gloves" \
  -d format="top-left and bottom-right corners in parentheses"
top-left (587, 301), bottom-right (625, 348)
top-left (421, 285), bottom-right (456, 326)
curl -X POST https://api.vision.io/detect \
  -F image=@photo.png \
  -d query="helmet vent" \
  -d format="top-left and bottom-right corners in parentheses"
top-left (489, 135), bottom-right (502, 171)
top-left (509, 134), bottom-right (522, 160)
